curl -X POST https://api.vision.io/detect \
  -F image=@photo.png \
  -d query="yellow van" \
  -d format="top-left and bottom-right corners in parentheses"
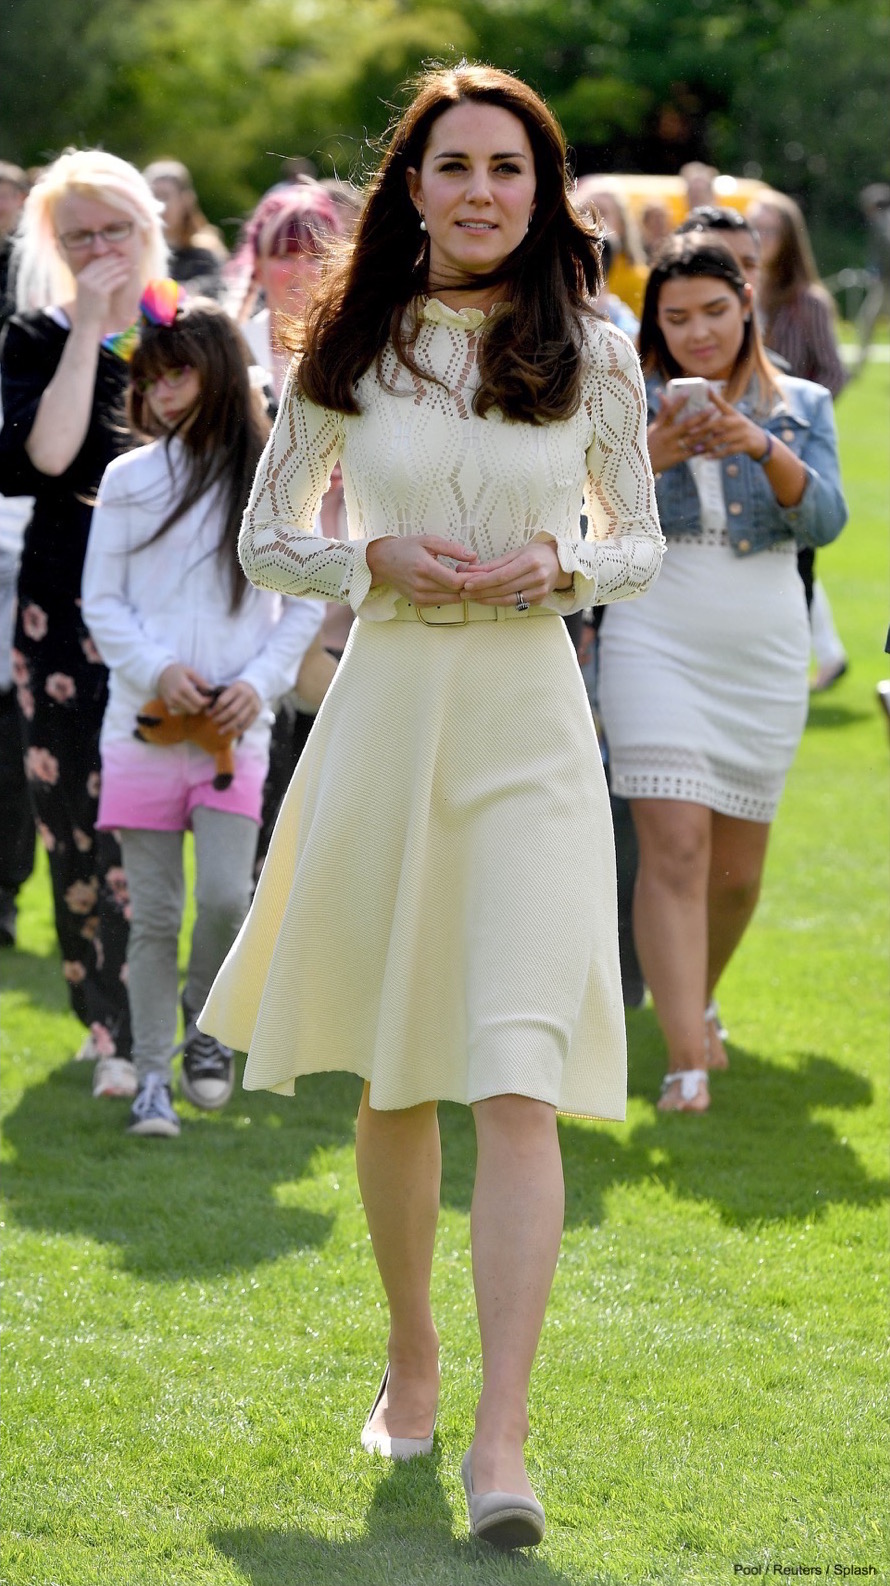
top-left (576, 173), bottom-right (771, 316)
top-left (590, 173), bottom-right (771, 227)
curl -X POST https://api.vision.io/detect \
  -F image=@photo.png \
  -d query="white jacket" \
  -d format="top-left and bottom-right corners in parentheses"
top-left (83, 437), bottom-right (323, 752)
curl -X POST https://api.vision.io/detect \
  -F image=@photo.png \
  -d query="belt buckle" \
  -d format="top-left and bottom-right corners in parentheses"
top-left (416, 601), bottom-right (470, 626)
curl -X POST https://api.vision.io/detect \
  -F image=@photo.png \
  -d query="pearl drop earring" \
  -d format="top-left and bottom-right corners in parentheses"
top-left (419, 213), bottom-right (427, 232)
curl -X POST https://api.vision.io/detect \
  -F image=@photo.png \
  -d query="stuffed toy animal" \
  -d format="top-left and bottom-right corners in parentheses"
top-left (133, 694), bottom-right (236, 790)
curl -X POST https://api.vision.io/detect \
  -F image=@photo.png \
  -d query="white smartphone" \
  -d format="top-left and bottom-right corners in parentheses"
top-left (666, 376), bottom-right (714, 412)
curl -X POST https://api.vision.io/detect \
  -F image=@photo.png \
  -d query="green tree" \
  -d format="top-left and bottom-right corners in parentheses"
top-left (716, 0), bottom-right (890, 273)
top-left (1, 0), bottom-right (885, 269)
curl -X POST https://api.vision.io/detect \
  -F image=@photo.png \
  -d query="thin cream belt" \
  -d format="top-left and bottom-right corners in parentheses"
top-left (391, 597), bottom-right (559, 626)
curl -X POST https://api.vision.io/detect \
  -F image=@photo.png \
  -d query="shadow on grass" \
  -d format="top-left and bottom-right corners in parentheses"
top-left (805, 697), bottom-right (873, 730)
top-left (211, 1453), bottom-right (581, 1586)
top-left (1, 1058), bottom-right (363, 1279)
top-left (554, 1006), bottom-right (888, 1230)
top-left (3, 865), bottom-right (885, 1270)
top-left (3, 1004), bottom-right (885, 1280)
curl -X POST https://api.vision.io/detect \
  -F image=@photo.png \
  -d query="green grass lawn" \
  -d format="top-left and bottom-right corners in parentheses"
top-left (2, 363), bottom-right (888, 1586)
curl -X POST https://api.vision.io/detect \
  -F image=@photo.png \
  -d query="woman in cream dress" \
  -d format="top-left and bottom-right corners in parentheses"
top-left (201, 64), bottom-right (663, 1547)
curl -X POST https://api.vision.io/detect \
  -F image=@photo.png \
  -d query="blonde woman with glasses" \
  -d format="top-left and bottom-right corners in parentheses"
top-left (0, 150), bottom-right (166, 1095)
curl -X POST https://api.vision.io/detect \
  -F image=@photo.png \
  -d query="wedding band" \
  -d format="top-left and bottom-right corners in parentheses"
top-left (515, 591), bottom-right (530, 612)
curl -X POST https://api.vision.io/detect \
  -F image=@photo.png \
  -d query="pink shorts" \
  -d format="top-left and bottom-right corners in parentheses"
top-left (96, 738), bottom-right (268, 831)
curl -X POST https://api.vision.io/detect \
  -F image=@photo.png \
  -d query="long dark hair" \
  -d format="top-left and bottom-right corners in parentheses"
top-left (127, 300), bottom-right (269, 611)
top-left (295, 62), bottom-right (605, 425)
top-left (638, 237), bottom-right (781, 407)
top-left (750, 190), bottom-right (832, 323)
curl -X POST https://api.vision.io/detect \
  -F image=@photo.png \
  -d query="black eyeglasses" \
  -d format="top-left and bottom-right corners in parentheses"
top-left (58, 220), bottom-right (135, 252)
top-left (134, 366), bottom-right (193, 395)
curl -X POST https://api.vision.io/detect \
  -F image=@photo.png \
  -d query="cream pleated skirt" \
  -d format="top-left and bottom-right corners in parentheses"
top-left (199, 610), bottom-right (626, 1119)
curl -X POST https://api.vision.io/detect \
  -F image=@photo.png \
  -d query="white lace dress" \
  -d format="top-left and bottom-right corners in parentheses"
top-left (199, 300), bottom-right (664, 1118)
top-left (597, 451), bottom-right (810, 822)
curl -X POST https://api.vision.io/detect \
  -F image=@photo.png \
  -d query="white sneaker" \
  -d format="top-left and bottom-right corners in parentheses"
top-left (92, 1056), bottom-right (138, 1099)
top-left (76, 1022), bottom-right (117, 1062)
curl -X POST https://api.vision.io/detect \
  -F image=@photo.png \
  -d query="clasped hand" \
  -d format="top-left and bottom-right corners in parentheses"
top-left (365, 534), bottom-right (570, 607)
top-left (158, 663), bottom-right (261, 735)
top-left (649, 387), bottom-right (766, 473)
top-left (74, 253), bottom-right (137, 332)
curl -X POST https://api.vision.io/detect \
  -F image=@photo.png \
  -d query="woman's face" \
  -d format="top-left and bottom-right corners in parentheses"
top-left (150, 177), bottom-right (189, 240)
top-left (407, 100), bottom-right (537, 287)
top-left (141, 364), bottom-right (202, 432)
top-left (53, 192), bottom-right (143, 281)
top-left (255, 248), bottom-right (322, 315)
top-left (694, 228), bottom-right (761, 293)
top-left (641, 205), bottom-right (671, 251)
top-left (656, 273), bottom-right (752, 383)
top-left (747, 203), bottom-right (782, 270)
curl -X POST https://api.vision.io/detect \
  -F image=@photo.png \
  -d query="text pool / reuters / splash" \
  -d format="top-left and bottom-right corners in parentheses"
top-left (733, 1564), bottom-right (879, 1578)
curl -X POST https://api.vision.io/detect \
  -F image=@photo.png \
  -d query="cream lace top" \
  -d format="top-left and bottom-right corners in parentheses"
top-left (239, 297), bottom-right (665, 619)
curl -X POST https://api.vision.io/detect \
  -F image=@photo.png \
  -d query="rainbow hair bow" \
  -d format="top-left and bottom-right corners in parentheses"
top-left (140, 277), bottom-right (186, 327)
top-left (102, 278), bottom-right (186, 361)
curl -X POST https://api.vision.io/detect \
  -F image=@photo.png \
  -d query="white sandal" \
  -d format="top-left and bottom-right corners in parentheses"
top-left (657, 1068), bottom-right (710, 1112)
top-left (705, 1001), bottom-right (728, 1039)
top-left (704, 1002), bottom-right (729, 1070)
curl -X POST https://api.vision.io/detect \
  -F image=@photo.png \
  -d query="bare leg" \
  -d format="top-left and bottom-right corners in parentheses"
top-left (706, 814), bottom-right (771, 996)
top-left (469, 1094), bottom-right (564, 1499)
top-left (354, 1084), bottom-right (441, 1439)
top-left (631, 799), bottom-right (712, 1087)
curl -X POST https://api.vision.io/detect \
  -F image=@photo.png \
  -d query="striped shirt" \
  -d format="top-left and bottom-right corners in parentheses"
top-left (764, 289), bottom-right (848, 399)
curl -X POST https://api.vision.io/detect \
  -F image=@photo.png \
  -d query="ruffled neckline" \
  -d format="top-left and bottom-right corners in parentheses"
top-left (419, 296), bottom-right (494, 331)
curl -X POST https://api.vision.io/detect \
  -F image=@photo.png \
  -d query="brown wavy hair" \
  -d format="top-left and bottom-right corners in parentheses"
top-left (127, 299), bottom-right (269, 611)
top-left (749, 189), bottom-right (834, 325)
top-left (639, 236), bottom-right (781, 408)
top-left (295, 62), bottom-right (605, 425)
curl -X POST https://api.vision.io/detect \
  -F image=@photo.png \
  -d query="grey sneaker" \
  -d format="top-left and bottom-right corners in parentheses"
top-left (128, 1073), bottom-right (181, 1137)
top-left (180, 1028), bottom-right (235, 1111)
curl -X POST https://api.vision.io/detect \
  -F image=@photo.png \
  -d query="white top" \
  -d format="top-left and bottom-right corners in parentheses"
top-left (238, 299), bottom-right (664, 619)
top-left (82, 437), bottom-right (324, 748)
top-left (686, 381), bottom-right (727, 535)
top-left (687, 452), bottom-right (728, 533)
top-left (239, 308), bottom-right (273, 378)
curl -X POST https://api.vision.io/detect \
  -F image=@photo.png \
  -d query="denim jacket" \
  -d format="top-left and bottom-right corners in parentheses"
top-left (646, 373), bottom-right (848, 556)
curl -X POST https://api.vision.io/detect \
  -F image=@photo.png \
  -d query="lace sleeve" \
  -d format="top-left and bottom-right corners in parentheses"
top-left (238, 368), bottom-right (371, 609)
top-left (545, 326), bottom-right (664, 613)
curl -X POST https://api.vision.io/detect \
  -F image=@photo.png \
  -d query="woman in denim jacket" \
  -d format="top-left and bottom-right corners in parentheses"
top-left (597, 237), bottom-right (847, 1113)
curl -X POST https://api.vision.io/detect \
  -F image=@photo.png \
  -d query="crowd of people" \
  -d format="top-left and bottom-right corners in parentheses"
top-left (0, 62), bottom-right (862, 1549)
top-left (0, 118), bottom-right (862, 1123)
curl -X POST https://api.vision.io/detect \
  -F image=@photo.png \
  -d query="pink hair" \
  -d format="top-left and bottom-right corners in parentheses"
top-left (223, 182), bottom-right (343, 320)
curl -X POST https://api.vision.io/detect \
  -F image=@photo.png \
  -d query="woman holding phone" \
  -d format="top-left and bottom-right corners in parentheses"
top-left (597, 236), bottom-right (846, 1112)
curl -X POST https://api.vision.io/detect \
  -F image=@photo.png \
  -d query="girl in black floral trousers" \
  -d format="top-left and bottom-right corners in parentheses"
top-left (12, 591), bottom-right (131, 1050)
